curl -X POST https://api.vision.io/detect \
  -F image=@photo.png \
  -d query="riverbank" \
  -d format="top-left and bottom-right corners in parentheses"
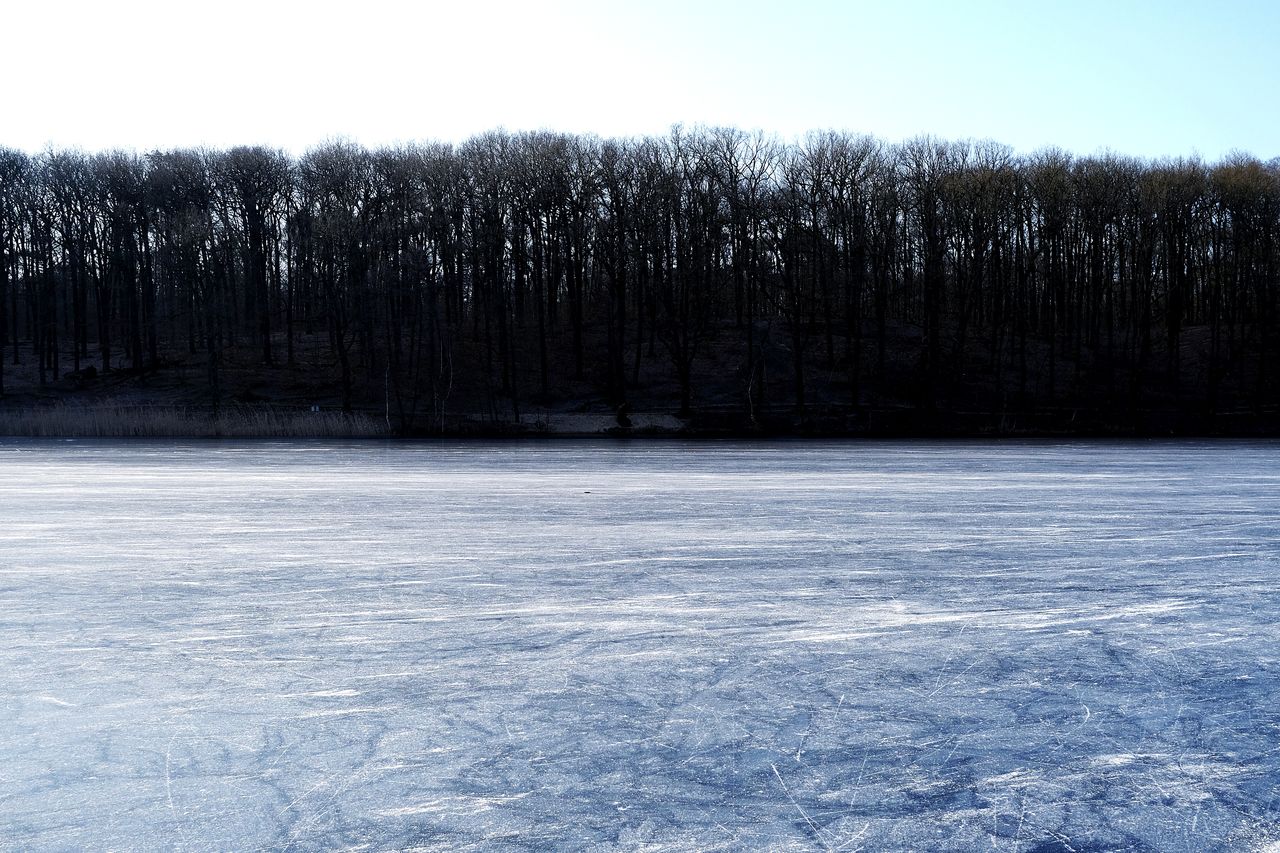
top-left (0, 404), bottom-right (386, 438)
top-left (1, 400), bottom-right (1277, 438)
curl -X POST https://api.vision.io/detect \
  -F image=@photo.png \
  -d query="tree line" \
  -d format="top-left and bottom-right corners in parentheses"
top-left (0, 129), bottom-right (1277, 431)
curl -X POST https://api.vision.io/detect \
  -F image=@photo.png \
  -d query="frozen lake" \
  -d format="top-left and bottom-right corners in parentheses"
top-left (1, 440), bottom-right (1279, 851)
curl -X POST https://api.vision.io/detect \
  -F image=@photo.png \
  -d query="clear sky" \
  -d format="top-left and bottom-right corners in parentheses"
top-left (2, 0), bottom-right (1276, 159)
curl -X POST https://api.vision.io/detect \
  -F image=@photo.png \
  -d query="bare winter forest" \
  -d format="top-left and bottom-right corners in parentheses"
top-left (0, 130), bottom-right (1278, 435)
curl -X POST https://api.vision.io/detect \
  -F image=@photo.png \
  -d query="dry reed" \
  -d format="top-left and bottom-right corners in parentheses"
top-left (0, 404), bottom-right (388, 438)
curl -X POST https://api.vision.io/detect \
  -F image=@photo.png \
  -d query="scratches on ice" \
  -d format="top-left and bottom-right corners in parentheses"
top-left (375, 792), bottom-right (532, 818)
top-left (768, 600), bottom-right (1194, 644)
top-left (297, 707), bottom-right (385, 719)
top-left (280, 689), bottom-right (361, 698)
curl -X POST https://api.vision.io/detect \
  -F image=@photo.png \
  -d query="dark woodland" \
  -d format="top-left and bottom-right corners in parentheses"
top-left (0, 129), bottom-right (1278, 435)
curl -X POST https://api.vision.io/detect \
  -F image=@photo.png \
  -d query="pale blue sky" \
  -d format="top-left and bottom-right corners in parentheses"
top-left (2, 0), bottom-right (1276, 159)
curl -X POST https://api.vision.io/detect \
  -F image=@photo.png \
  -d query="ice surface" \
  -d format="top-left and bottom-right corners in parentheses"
top-left (1, 439), bottom-right (1279, 850)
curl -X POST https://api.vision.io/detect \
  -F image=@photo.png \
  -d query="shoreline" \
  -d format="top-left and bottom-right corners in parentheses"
top-left (1, 402), bottom-right (1277, 439)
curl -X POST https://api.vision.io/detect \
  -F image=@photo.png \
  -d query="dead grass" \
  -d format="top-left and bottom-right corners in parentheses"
top-left (0, 404), bottom-right (388, 438)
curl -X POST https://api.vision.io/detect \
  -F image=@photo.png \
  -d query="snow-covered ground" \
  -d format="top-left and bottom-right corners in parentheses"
top-left (1, 439), bottom-right (1278, 851)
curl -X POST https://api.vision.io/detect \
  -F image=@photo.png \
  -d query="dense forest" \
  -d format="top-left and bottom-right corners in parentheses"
top-left (0, 129), bottom-right (1278, 434)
